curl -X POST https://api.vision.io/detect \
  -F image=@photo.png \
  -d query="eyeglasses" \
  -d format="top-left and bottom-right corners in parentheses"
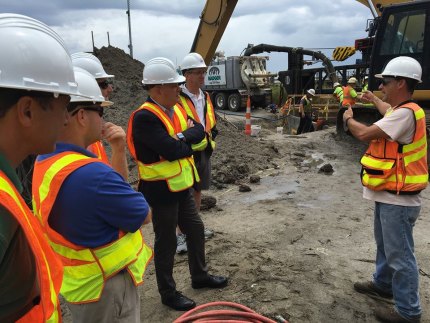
top-left (71, 105), bottom-right (104, 117)
top-left (97, 80), bottom-right (113, 90)
top-left (380, 77), bottom-right (395, 86)
top-left (188, 70), bottom-right (207, 76)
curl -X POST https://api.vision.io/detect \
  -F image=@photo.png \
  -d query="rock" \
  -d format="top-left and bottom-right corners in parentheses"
top-left (239, 184), bottom-right (251, 192)
top-left (249, 175), bottom-right (260, 183)
top-left (319, 163), bottom-right (334, 174)
top-left (200, 195), bottom-right (217, 210)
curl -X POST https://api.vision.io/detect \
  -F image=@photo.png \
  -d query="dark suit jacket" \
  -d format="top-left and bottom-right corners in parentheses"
top-left (132, 98), bottom-right (205, 205)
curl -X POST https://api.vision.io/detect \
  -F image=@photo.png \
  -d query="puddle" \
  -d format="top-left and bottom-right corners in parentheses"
top-left (241, 175), bottom-right (299, 202)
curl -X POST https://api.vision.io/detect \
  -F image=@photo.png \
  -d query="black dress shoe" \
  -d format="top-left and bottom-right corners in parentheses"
top-left (192, 274), bottom-right (228, 289)
top-left (161, 291), bottom-right (196, 311)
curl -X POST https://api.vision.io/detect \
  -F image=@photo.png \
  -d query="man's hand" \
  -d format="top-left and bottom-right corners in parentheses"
top-left (103, 122), bottom-right (126, 151)
top-left (361, 90), bottom-right (376, 103)
top-left (343, 106), bottom-right (353, 121)
top-left (187, 118), bottom-right (194, 129)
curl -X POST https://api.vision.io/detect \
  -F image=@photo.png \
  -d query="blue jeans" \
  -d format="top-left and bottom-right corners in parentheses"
top-left (372, 202), bottom-right (421, 319)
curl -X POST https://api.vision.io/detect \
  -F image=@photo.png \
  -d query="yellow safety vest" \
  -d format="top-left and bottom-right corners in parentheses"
top-left (178, 91), bottom-right (217, 151)
top-left (361, 102), bottom-right (428, 194)
top-left (32, 152), bottom-right (153, 304)
top-left (127, 102), bottom-right (200, 192)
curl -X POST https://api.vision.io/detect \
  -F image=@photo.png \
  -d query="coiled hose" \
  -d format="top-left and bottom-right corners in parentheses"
top-left (173, 301), bottom-right (288, 323)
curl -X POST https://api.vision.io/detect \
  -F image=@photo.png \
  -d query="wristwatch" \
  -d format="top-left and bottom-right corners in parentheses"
top-left (177, 132), bottom-right (185, 141)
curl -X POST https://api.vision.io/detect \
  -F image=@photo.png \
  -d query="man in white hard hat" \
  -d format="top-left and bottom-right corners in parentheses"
top-left (341, 77), bottom-right (358, 107)
top-left (71, 52), bottom-right (128, 180)
top-left (344, 56), bottom-right (427, 323)
top-left (297, 88), bottom-right (316, 134)
top-left (127, 57), bottom-right (228, 311)
top-left (175, 52), bottom-right (218, 254)
top-left (0, 13), bottom-right (79, 322)
top-left (32, 67), bottom-right (152, 323)
top-left (333, 82), bottom-right (344, 105)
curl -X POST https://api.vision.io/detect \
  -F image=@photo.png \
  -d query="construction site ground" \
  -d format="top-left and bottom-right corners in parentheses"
top-left (61, 47), bottom-right (430, 323)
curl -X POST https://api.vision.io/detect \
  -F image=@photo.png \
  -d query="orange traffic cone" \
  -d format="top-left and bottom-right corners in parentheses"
top-left (244, 96), bottom-right (251, 135)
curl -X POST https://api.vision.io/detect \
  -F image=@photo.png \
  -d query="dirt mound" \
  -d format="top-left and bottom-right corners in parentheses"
top-left (95, 46), bottom-right (147, 131)
top-left (95, 46), bottom-right (279, 185)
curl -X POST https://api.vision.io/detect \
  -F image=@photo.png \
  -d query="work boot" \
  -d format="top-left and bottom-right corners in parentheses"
top-left (176, 233), bottom-right (187, 254)
top-left (354, 281), bottom-right (393, 299)
top-left (204, 228), bottom-right (214, 240)
top-left (374, 306), bottom-right (421, 323)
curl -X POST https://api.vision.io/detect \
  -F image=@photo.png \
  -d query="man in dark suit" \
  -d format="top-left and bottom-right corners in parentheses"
top-left (127, 57), bottom-right (228, 311)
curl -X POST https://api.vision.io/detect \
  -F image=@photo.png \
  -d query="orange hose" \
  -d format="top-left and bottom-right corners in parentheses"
top-left (173, 301), bottom-right (284, 323)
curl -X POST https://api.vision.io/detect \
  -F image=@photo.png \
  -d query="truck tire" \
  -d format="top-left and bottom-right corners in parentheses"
top-left (228, 93), bottom-right (242, 112)
top-left (214, 92), bottom-right (227, 110)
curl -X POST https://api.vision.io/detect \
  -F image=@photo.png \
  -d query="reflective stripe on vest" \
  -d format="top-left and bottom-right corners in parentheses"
top-left (87, 141), bottom-right (109, 164)
top-left (178, 92), bottom-right (217, 151)
top-left (126, 102), bottom-right (200, 192)
top-left (360, 102), bottom-right (428, 194)
top-left (342, 86), bottom-right (356, 106)
top-left (32, 152), bottom-right (153, 303)
top-left (0, 171), bottom-right (62, 323)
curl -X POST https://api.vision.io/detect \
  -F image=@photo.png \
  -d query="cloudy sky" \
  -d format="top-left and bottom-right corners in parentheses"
top-left (3, 0), bottom-right (373, 72)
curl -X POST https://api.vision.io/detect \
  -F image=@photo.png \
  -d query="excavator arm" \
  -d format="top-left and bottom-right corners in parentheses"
top-left (190, 0), bottom-right (238, 65)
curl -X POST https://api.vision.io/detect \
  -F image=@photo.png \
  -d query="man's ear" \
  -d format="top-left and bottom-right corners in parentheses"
top-left (15, 96), bottom-right (34, 127)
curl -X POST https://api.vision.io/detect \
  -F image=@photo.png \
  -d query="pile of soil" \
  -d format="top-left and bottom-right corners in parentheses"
top-left (95, 46), bottom-right (280, 185)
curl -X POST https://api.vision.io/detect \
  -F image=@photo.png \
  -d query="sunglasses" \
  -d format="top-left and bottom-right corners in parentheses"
top-left (71, 105), bottom-right (104, 117)
top-left (380, 77), bottom-right (396, 86)
top-left (97, 80), bottom-right (113, 90)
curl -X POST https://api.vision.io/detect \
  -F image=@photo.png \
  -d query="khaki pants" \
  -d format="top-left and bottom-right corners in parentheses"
top-left (66, 271), bottom-right (140, 323)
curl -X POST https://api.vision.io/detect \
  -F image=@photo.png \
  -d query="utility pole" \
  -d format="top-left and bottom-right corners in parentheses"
top-left (126, 0), bottom-right (133, 58)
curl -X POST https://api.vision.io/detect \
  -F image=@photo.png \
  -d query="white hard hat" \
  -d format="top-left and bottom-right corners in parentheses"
top-left (364, 76), bottom-right (369, 80)
top-left (70, 67), bottom-right (113, 107)
top-left (142, 57), bottom-right (185, 85)
top-left (375, 56), bottom-right (422, 83)
top-left (348, 77), bottom-right (357, 84)
top-left (71, 52), bottom-right (114, 79)
top-left (307, 89), bottom-right (316, 96)
top-left (180, 52), bottom-right (207, 71)
top-left (333, 82), bottom-right (340, 88)
top-left (0, 14), bottom-right (79, 96)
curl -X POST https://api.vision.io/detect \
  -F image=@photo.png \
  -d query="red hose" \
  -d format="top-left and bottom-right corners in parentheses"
top-left (173, 301), bottom-right (286, 323)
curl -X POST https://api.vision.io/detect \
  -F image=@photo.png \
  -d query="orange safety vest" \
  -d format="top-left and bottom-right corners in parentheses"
top-left (0, 171), bottom-right (62, 323)
top-left (342, 86), bottom-right (356, 106)
top-left (32, 152), bottom-right (153, 304)
top-left (127, 102), bottom-right (199, 192)
top-left (178, 91), bottom-right (217, 151)
top-left (87, 141), bottom-right (109, 164)
top-left (360, 102), bottom-right (428, 194)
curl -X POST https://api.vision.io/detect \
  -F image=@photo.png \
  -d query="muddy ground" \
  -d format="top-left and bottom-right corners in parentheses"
top-left (134, 125), bottom-right (430, 323)
top-left (61, 47), bottom-right (430, 322)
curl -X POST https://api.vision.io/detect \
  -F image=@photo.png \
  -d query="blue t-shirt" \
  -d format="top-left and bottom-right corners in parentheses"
top-left (37, 142), bottom-right (149, 248)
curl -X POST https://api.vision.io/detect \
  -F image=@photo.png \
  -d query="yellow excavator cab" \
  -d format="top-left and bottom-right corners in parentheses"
top-left (355, 0), bottom-right (413, 16)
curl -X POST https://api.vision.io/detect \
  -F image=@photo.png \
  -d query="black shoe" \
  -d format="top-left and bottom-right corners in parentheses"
top-left (161, 291), bottom-right (196, 311)
top-left (354, 281), bottom-right (393, 299)
top-left (192, 274), bottom-right (228, 289)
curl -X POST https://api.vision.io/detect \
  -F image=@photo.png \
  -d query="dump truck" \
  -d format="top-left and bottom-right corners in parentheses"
top-left (202, 55), bottom-right (275, 112)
